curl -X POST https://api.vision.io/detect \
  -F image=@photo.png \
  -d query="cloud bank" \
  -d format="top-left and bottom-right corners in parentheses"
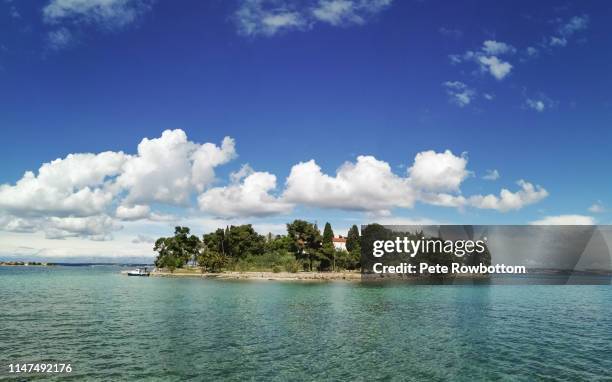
top-left (0, 130), bottom-right (550, 240)
top-left (0, 130), bottom-right (234, 239)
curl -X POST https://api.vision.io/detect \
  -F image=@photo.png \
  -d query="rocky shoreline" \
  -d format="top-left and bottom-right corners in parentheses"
top-left (148, 270), bottom-right (362, 281)
top-left (140, 269), bottom-right (490, 282)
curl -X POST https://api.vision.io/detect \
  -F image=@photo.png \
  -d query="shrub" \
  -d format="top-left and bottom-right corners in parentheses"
top-left (285, 260), bottom-right (301, 273)
top-left (231, 250), bottom-right (297, 272)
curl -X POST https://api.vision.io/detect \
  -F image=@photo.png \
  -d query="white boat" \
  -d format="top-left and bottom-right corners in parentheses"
top-left (127, 267), bottom-right (150, 276)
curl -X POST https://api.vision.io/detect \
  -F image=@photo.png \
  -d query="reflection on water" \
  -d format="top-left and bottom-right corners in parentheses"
top-left (0, 266), bottom-right (611, 381)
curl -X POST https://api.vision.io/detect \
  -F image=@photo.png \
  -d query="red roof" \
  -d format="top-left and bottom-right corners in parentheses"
top-left (332, 237), bottom-right (346, 243)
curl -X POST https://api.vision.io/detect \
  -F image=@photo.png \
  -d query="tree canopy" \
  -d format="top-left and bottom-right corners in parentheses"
top-left (286, 220), bottom-right (322, 271)
top-left (153, 221), bottom-right (363, 273)
top-left (154, 226), bottom-right (200, 271)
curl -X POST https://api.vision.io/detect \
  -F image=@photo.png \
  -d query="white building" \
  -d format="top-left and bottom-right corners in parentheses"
top-left (332, 236), bottom-right (347, 251)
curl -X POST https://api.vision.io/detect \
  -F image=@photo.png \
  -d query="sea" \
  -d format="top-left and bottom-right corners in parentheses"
top-left (1, 265), bottom-right (610, 381)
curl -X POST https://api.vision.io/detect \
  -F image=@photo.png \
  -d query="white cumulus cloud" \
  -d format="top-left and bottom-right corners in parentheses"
top-left (115, 204), bottom-right (151, 221)
top-left (408, 150), bottom-right (470, 192)
top-left (0, 129), bottom-right (237, 239)
top-left (282, 152), bottom-right (545, 214)
top-left (530, 214), bottom-right (594, 225)
top-left (482, 40), bottom-right (516, 55)
top-left (468, 180), bottom-right (548, 212)
top-left (588, 201), bottom-right (605, 213)
top-left (116, 129), bottom-right (236, 206)
top-left (283, 156), bottom-right (414, 213)
top-left (0, 131), bottom-right (551, 240)
top-left (198, 165), bottom-right (292, 218)
top-left (45, 215), bottom-right (122, 240)
top-left (478, 56), bottom-right (513, 80)
top-left (0, 151), bottom-right (127, 217)
top-left (451, 40), bottom-right (514, 80)
top-left (0, 215), bottom-right (39, 233)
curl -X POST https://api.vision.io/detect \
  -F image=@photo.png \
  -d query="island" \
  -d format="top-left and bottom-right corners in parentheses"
top-left (144, 221), bottom-right (493, 281)
top-left (148, 220), bottom-right (361, 279)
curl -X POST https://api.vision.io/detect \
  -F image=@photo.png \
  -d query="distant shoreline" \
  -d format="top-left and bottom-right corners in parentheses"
top-left (0, 261), bottom-right (54, 267)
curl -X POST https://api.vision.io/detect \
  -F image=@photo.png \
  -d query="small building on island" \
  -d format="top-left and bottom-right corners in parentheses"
top-left (332, 236), bottom-right (347, 252)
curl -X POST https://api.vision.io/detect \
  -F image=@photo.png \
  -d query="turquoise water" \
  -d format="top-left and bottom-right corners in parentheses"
top-left (1, 266), bottom-right (611, 381)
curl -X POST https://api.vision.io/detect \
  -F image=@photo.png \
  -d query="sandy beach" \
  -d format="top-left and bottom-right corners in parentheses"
top-left (145, 269), bottom-right (362, 281)
top-left (133, 269), bottom-right (489, 281)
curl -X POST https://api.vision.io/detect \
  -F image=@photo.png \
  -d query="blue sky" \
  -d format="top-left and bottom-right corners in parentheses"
top-left (1, 0), bottom-right (611, 261)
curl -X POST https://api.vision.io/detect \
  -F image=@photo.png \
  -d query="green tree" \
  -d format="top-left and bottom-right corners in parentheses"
top-left (265, 234), bottom-right (292, 252)
top-left (345, 225), bottom-right (361, 270)
top-left (321, 222), bottom-right (335, 271)
top-left (225, 224), bottom-right (265, 258)
top-left (153, 226), bottom-right (201, 270)
top-left (287, 220), bottom-right (322, 271)
top-left (153, 237), bottom-right (180, 271)
top-left (199, 225), bottom-right (266, 270)
top-left (174, 226), bottom-right (201, 265)
top-left (196, 245), bottom-right (228, 272)
top-left (346, 225), bottom-right (360, 252)
top-left (203, 228), bottom-right (227, 256)
top-left (322, 222), bottom-right (334, 244)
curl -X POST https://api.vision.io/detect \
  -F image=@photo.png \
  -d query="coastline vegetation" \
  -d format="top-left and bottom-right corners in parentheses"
top-left (152, 222), bottom-right (492, 277)
top-left (153, 220), bottom-right (361, 273)
top-left (0, 261), bottom-right (54, 266)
